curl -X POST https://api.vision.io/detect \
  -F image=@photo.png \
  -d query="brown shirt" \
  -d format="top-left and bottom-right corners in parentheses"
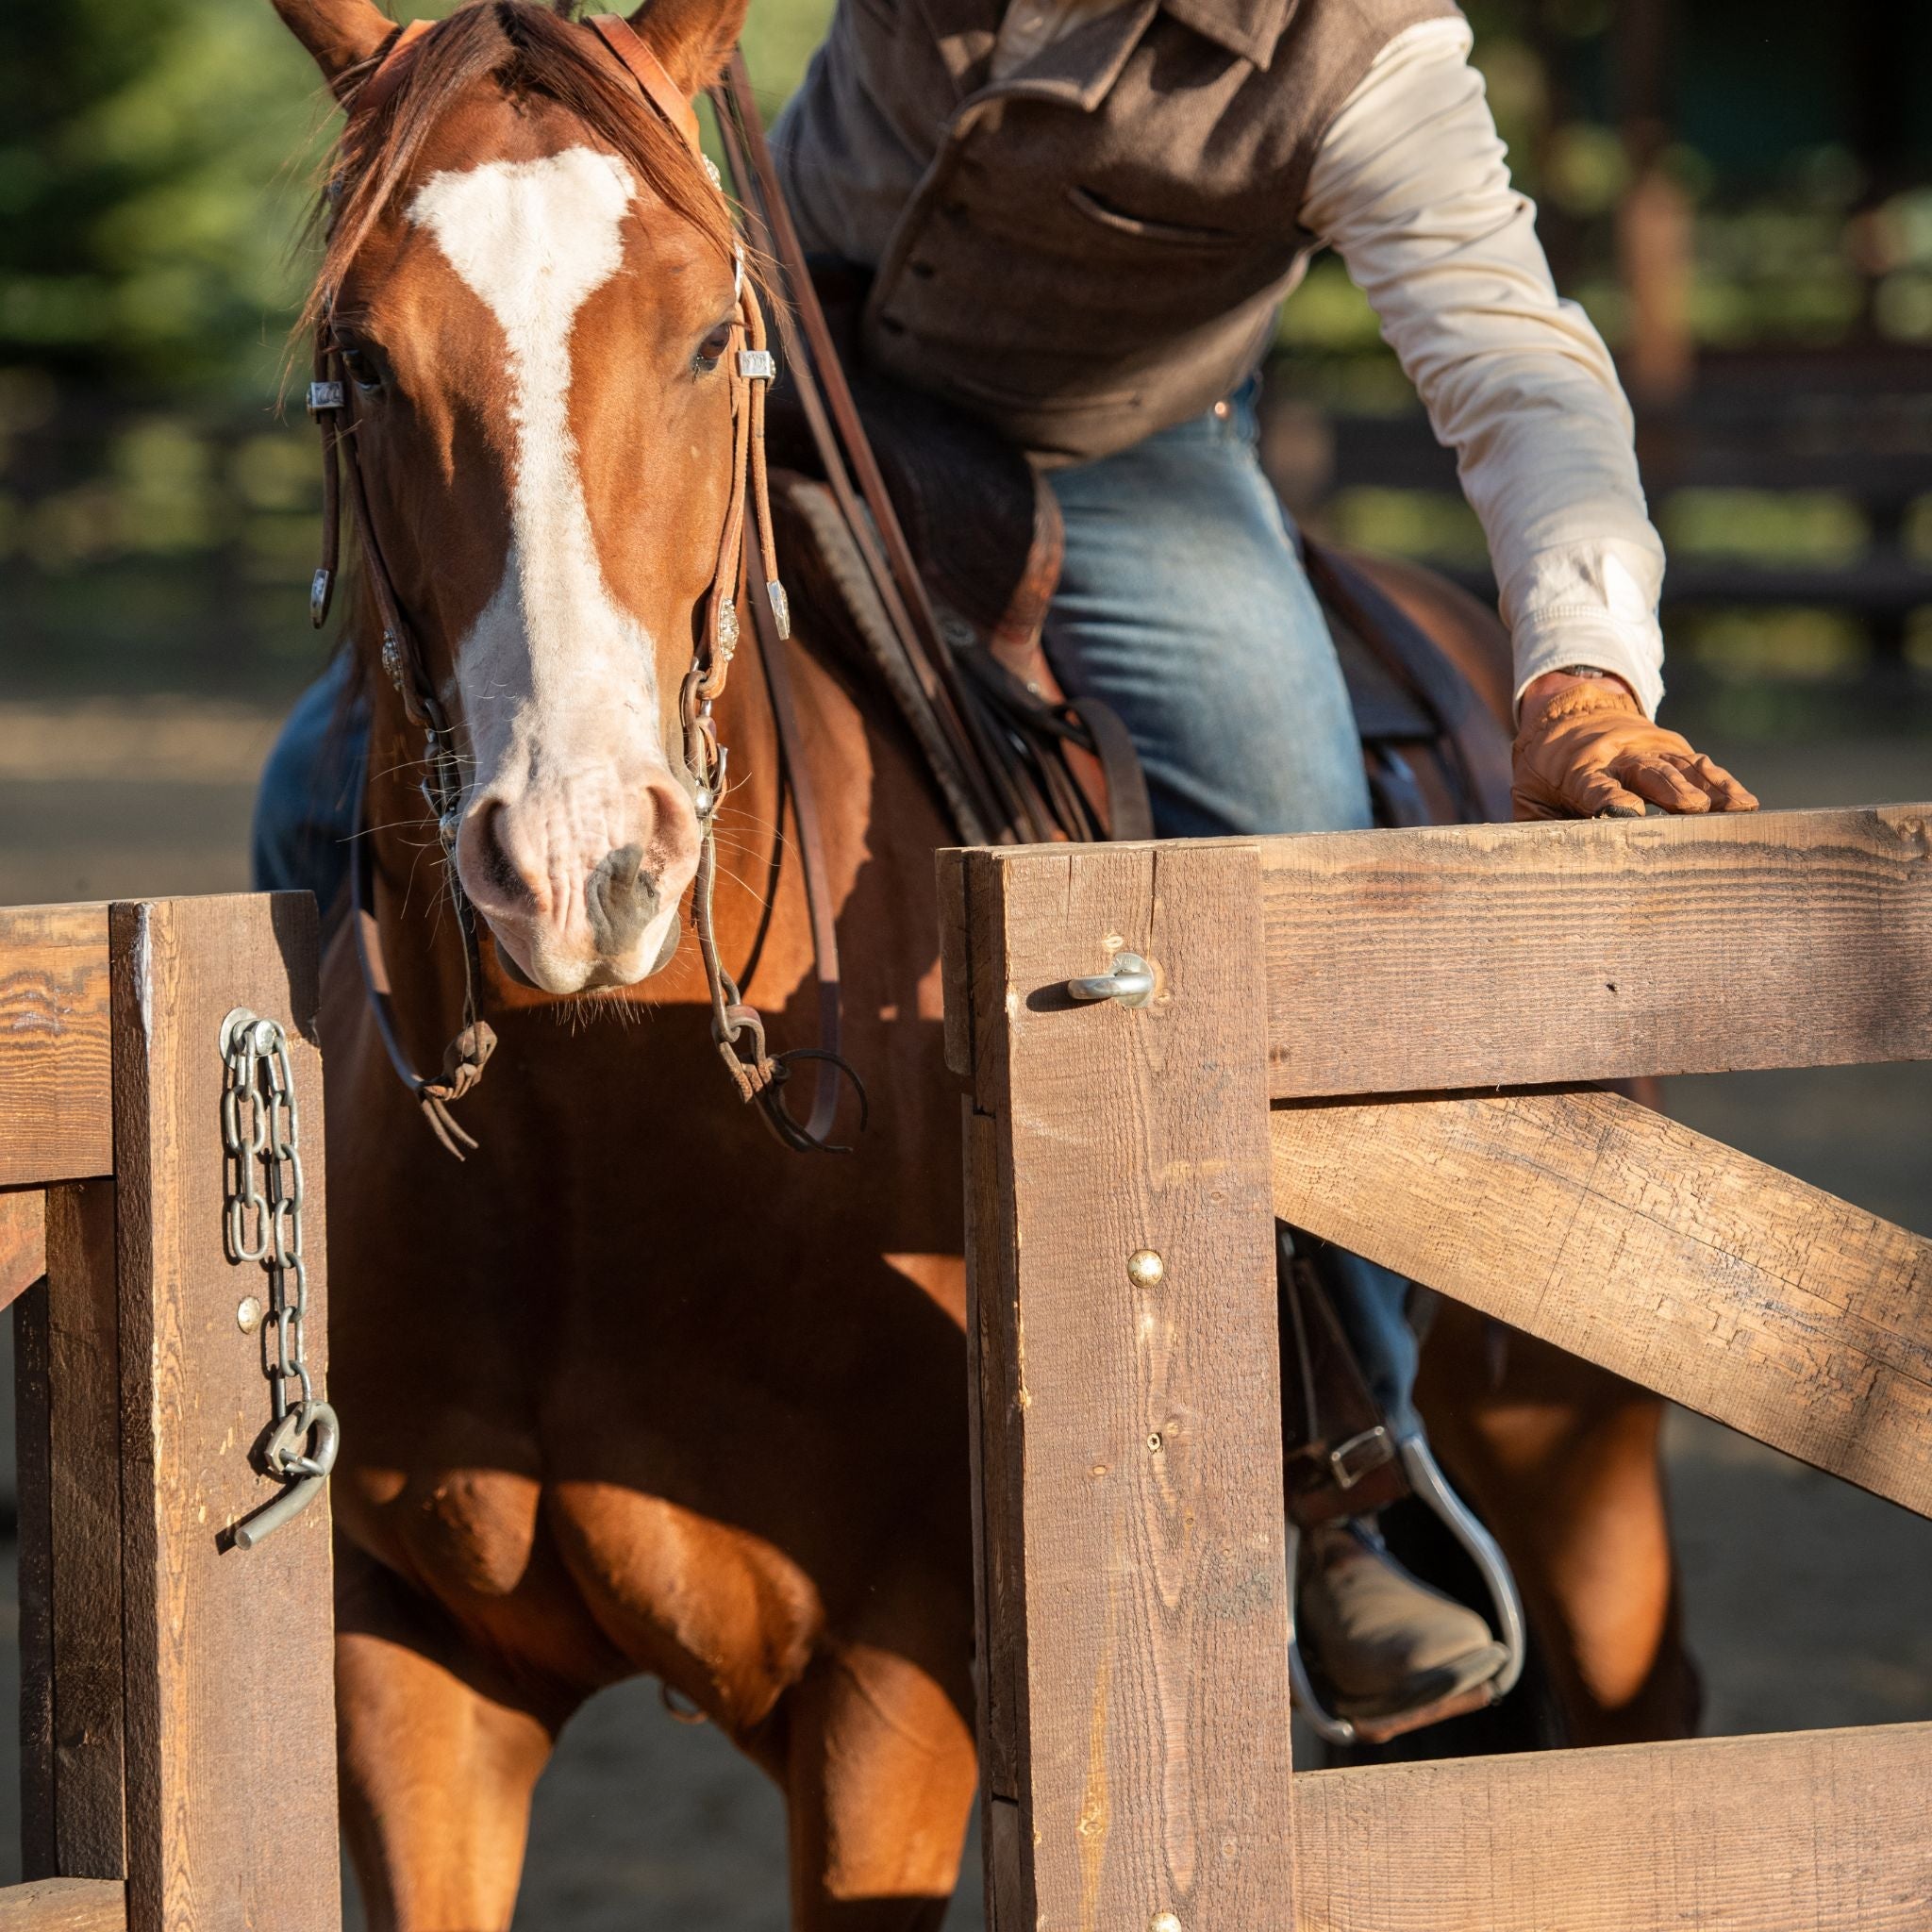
top-left (774, 0), bottom-right (1458, 460)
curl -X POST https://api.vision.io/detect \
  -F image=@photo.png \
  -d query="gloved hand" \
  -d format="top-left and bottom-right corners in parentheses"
top-left (1511, 675), bottom-right (1758, 822)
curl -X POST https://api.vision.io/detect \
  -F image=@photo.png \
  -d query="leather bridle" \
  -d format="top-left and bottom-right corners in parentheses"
top-left (309, 10), bottom-right (858, 1158)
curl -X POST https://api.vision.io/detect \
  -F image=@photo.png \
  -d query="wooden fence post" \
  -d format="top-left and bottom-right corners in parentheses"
top-left (109, 894), bottom-right (341, 1932)
top-left (18, 1180), bottom-right (126, 1883)
top-left (947, 841), bottom-right (1293, 1932)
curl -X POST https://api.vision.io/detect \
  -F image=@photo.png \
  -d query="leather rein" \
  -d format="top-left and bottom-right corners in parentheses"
top-left (309, 12), bottom-right (858, 1158)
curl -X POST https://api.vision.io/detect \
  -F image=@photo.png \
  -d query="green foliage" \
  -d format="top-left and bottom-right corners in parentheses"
top-left (1, 0), bottom-right (329, 393)
top-left (0, 0), bottom-right (834, 399)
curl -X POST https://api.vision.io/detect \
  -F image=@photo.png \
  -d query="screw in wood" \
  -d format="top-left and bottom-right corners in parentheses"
top-left (1126, 1249), bottom-right (1165, 1290)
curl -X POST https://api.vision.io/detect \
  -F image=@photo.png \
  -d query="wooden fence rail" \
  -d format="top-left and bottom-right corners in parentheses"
top-left (0, 894), bottom-right (339, 1932)
top-left (940, 802), bottom-right (1932, 1932)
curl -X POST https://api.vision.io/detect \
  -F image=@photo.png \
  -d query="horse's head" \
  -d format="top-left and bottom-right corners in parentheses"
top-left (275, 0), bottom-right (750, 992)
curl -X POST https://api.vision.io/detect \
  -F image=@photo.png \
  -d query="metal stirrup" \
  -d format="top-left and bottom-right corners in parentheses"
top-left (1286, 1436), bottom-right (1526, 1748)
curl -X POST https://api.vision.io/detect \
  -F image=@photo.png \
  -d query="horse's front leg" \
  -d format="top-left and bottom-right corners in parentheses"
top-left (782, 1622), bottom-right (978, 1931)
top-left (336, 1541), bottom-right (570, 1932)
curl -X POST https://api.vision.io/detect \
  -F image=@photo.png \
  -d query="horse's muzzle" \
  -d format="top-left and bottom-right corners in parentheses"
top-left (456, 772), bottom-right (698, 993)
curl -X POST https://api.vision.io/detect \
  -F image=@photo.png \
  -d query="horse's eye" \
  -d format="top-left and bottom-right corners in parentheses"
top-left (693, 321), bottom-right (735, 375)
top-left (339, 342), bottom-right (384, 394)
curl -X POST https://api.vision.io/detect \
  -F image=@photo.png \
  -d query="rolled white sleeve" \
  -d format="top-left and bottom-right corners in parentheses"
top-left (1300, 18), bottom-right (1667, 718)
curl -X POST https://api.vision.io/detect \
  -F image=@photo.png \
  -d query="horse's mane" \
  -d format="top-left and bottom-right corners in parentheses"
top-left (300, 0), bottom-right (734, 336)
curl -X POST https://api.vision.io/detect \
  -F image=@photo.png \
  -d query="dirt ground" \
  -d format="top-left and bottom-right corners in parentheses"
top-left (0, 710), bottom-right (1926, 1926)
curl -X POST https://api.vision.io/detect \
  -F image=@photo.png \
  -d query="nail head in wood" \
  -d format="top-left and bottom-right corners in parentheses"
top-left (1126, 1248), bottom-right (1165, 1290)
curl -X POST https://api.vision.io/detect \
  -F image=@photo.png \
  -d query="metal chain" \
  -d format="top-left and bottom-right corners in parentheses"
top-left (220, 1008), bottom-right (340, 1550)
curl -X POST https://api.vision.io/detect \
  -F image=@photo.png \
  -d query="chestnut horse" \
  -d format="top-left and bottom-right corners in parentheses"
top-left (263, 0), bottom-right (1691, 1924)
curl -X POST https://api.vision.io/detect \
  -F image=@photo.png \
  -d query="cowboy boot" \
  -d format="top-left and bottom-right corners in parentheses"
top-left (1296, 1516), bottom-right (1507, 1722)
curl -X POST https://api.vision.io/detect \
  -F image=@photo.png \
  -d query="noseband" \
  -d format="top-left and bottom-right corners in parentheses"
top-left (308, 13), bottom-right (858, 1157)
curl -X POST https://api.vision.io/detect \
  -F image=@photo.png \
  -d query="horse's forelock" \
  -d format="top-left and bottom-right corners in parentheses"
top-left (297, 0), bottom-right (734, 341)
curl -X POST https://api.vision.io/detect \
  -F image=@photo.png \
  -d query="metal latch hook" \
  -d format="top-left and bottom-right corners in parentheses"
top-left (1065, 951), bottom-right (1155, 1008)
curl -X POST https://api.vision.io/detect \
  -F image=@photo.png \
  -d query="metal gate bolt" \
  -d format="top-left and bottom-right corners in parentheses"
top-left (236, 1296), bottom-right (264, 1333)
top-left (1126, 1248), bottom-right (1164, 1290)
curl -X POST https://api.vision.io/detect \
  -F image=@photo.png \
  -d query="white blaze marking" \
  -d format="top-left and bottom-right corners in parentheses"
top-left (408, 148), bottom-right (681, 958)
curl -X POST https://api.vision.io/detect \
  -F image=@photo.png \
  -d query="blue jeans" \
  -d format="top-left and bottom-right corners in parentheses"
top-left (252, 379), bottom-right (1421, 1443)
top-left (251, 652), bottom-right (364, 923)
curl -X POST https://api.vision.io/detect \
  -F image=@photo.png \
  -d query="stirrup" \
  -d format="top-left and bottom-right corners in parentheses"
top-left (1286, 1436), bottom-right (1525, 1748)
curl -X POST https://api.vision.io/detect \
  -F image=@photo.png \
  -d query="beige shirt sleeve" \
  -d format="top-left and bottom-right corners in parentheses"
top-left (1301, 17), bottom-right (1667, 718)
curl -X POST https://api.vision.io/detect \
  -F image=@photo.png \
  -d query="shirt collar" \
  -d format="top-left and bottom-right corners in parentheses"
top-left (1158, 0), bottom-right (1296, 68)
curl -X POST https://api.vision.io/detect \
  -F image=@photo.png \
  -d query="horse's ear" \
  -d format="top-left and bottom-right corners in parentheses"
top-left (626, 0), bottom-right (750, 98)
top-left (269, 0), bottom-right (397, 94)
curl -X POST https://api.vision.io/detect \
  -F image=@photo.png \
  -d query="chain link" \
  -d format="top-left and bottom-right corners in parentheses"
top-left (221, 1008), bottom-right (339, 1549)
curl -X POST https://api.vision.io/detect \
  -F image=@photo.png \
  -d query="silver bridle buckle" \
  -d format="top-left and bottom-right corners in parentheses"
top-left (737, 348), bottom-right (775, 381)
top-left (307, 380), bottom-right (344, 415)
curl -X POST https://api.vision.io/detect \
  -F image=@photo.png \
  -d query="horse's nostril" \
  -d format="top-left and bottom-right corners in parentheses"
top-left (473, 801), bottom-right (526, 902)
top-left (585, 843), bottom-right (659, 958)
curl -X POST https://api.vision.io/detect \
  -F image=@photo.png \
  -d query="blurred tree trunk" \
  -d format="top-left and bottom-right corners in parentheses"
top-left (1611, 0), bottom-right (1692, 407)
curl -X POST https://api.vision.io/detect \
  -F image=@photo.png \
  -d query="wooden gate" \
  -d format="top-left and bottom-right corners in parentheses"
top-left (939, 803), bottom-right (1932, 1931)
top-left (0, 894), bottom-right (340, 1932)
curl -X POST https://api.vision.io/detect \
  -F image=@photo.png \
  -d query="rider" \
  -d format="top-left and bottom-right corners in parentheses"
top-left (255, 0), bottom-right (1757, 1729)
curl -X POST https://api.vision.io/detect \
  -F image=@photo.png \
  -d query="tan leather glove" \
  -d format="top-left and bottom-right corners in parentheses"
top-left (1512, 678), bottom-right (1758, 822)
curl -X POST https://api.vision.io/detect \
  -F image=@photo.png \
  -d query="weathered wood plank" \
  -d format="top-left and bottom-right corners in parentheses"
top-left (1254, 804), bottom-right (1932, 1096)
top-left (957, 843), bottom-right (1293, 1932)
top-left (936, 852), bottom-right (974, 1081)
top-left (16, 1184), bottom-right (126, 1881)
top-left (0, 1878), bottom-right (126, 1932)
top-left (1293, 1722), bottom-right (1932, 1930)
top-left (0, 1189), bottom-right (45, 1311)
top-left (0, 907), bottom-right (112, 1188)
top-left (110, 894), bottom-right (341, 1932)
top-left (1271, 1084), bottom-right (1932, 1514)
top-left (962, 1105), bottom-right (1021, 1809)
top-left (15, 1275), bottom-right (55, 1880)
